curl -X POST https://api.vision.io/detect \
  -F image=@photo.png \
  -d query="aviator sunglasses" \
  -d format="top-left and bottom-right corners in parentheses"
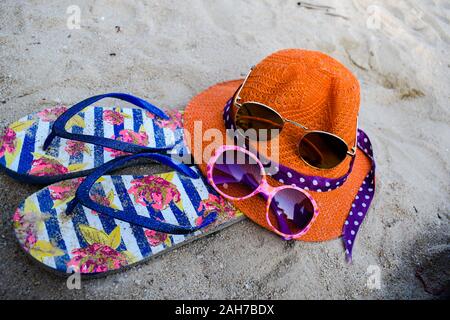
top-left (207, 145), bottom-right (319, 239)
top-left (230, 67), bottom-right (357, 169)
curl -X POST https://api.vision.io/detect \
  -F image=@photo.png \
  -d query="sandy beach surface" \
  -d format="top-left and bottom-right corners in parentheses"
top-left (0, 0), bottom-right (449, 299)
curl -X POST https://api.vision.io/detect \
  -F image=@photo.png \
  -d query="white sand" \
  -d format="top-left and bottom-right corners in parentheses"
top-left (0, 0), bottom-right (448, 299)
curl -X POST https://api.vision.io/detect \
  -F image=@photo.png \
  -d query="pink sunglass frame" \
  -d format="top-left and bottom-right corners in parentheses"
top-left (207, 145), bottom-right (320, 240)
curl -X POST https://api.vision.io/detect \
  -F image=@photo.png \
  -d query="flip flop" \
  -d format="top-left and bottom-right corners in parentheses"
top-left (13, 153), bottom-right (243, 276)
top-left (0, 93), bottom-right (185, 184)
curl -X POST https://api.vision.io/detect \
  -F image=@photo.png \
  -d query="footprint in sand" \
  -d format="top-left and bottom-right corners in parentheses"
top-left (350, 0), bottom-right (450, 98)
top-left (355, 0), bottom-right (450, 45)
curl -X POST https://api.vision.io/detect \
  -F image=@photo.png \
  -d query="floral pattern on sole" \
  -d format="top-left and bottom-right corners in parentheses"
top-left (13, 167), bottom-right (243, 275)
top-left (0, 105), bottom-right (186, 181)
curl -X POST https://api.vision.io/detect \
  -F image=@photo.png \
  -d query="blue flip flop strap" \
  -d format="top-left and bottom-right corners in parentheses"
top-left (43, 93), bottom-right (174, 153)
top-left (66, 152), bottom-right (217, 234)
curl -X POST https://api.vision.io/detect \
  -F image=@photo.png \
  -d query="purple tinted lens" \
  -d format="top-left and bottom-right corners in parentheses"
top-left (268, 188), bottom-right (314, 236)
top-left (212, 149), bottom-right (262, 198)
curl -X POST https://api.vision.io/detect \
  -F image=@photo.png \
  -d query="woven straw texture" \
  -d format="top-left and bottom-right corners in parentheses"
top-left (183, 49), bottom-right (371, 241)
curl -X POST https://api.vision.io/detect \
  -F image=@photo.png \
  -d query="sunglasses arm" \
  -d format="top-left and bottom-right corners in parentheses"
top-left (234, 67), bottom-right (255, 107)
top-left (347, 147), bottom-right (357, 156)
top-left (347, 117), bottom-right (359, 156)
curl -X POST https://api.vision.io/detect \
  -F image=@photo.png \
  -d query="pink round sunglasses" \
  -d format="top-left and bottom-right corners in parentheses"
top-left (207, 145), bottom-right (319, 240)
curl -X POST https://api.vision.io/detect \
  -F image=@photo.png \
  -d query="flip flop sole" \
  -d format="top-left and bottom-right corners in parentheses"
top-left (0, 105), bottom-right (184, 183)
top-left (13, 167), bottom-right (243, 276)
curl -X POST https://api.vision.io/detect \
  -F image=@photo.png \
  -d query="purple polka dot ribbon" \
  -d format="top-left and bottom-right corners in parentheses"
top-left (222, 98), bottom-right (376, 262)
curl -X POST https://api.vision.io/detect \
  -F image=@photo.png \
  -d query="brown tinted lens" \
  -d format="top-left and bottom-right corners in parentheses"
top-left (298, 132), bottom-right (348, 169)
top-left (235, 102), bottom-right (284, 141)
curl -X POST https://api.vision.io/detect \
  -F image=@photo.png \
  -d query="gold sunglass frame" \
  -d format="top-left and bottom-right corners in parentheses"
top-left (231, 67), bottom-right (358, 170)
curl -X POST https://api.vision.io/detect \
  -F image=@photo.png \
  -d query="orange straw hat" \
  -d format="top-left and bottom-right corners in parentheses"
top-left (183, 49), bottom-right (375, 259)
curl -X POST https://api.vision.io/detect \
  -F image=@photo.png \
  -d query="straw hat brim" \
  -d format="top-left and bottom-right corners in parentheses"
top-left (183, 80), bottom-right (371, 241)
